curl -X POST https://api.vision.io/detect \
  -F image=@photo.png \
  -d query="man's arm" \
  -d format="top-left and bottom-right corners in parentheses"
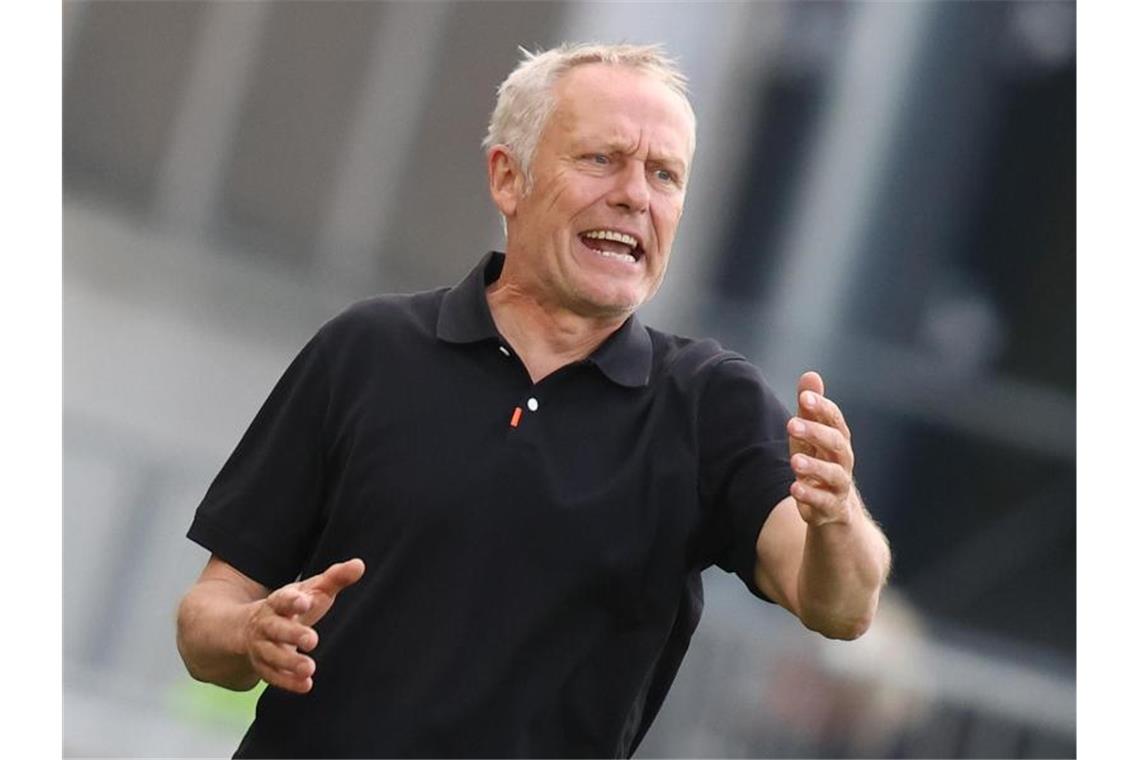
top-left (176, 555), bottom-right (365, 693)
top-left (753, 371), bottom-right (891, 640)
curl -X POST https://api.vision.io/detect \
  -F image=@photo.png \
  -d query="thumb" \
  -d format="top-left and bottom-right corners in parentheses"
top-left (305, 558), bottom-right (366, 596)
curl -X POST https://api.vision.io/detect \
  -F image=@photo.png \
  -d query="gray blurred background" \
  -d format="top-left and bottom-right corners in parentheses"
top-left (62, 1), bottom-right (1075, 757)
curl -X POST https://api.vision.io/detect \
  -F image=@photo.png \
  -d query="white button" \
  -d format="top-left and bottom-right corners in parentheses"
top-left (498, 345), bottom-right (510, 357)
top-left (526, 397), bottom-right (539, 412)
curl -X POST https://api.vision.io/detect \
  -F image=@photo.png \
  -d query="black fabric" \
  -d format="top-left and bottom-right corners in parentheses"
top-left (189, 251), bottom-right (795, 758)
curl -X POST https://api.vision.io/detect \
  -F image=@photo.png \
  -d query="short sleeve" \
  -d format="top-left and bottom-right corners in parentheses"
top-left (698, 357), bottom-right (796, 600)
top-left (187, 330), bottom-right (330, 589)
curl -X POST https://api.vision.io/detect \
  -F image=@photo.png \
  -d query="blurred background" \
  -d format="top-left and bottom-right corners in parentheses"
top-left (62, 1), bottom-right (1075, 757)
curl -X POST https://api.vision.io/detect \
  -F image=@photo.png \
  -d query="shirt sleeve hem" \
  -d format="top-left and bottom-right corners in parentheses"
top-left (735, 475), bottom-right (797, 603)
top-left (187, 513), bottom-right (297, 590)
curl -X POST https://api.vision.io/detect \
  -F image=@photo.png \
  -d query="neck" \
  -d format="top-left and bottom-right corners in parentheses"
top-left (485, 279), bottom-right (628, 384)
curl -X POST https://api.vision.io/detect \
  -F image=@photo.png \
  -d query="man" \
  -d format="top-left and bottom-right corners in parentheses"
top-left (177, 42), bottom-right (890, 758)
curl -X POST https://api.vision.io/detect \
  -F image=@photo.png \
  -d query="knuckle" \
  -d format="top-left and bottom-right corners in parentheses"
top-left (268, 644), bottom-right (293, 667)
top-left (253, 646), bottom-right (277, 668)
top-left (253, 660), bottom-right (274, 681)
top-left (262, 617), bottom-right (283, 642)
top-left (278, 621), bottom-right (295, 642)
top-left (817, 462), bottom-right (837, 486)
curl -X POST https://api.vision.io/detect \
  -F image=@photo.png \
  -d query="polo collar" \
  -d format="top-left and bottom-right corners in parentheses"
top-left (437, 252), bottom-right (653, 389)
top-left (436, 251), bottom-right (503, 344)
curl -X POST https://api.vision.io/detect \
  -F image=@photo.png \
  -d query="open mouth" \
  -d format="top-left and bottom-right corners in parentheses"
top-left (578, 229), bottom-right (644, 264)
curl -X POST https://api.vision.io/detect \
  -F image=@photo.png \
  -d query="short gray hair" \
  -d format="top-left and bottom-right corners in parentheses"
top-left (482, 42), bottom-right (695, 187)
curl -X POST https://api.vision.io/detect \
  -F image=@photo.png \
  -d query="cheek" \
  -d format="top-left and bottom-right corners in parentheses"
top-left (542, 183), bottom-right (570, 213)
top-left (654, 205), bottom-right (684, 245)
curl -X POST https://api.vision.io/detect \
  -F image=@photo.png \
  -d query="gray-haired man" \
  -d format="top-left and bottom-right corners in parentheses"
top-left (177, 43), bottom-right (891, 757)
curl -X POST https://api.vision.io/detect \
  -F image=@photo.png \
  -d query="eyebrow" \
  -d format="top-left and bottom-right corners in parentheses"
top-left (573, 137), bottom-right (634, 155)
top-left (650, 156), bottom-right (687, 175)
top-left (576, 138), bottom-right (689, 175)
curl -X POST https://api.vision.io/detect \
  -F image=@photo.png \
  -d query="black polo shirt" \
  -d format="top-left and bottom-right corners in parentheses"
top-left (188, 251), bottom-right (795, 758)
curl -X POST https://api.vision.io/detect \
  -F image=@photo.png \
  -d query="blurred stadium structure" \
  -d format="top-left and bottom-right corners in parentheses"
top-left (63, 1), bottom-right (1075, 757)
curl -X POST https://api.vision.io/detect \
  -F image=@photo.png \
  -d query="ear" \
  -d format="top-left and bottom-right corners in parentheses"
top-left (487, 145), bottom-right (522, 218)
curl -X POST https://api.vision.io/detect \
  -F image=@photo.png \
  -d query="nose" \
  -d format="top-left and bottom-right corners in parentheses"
top-left (607, 161), bottom-right (650, 213)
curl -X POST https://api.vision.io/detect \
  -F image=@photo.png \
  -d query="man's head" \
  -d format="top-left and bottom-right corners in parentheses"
top-left (483, 43), bottom-right (695, 189)
top-left (484, 43), bottom-right (697, 319)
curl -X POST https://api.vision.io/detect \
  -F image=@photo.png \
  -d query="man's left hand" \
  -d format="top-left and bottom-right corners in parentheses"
top-left (786, 371), bottom-right (857, 527)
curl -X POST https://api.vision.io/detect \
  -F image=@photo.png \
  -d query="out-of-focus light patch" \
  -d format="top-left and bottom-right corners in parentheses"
top-left (777, 2), bottom-right (849, 77)
top-left (168, 677), bottom-right (266, 732)
top-left (1009, 1), bottom-right (1076, 70)
top-left (917, 282), bottom-right (1006, 380)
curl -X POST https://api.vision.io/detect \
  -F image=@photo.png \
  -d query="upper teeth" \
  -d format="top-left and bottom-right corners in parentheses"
top-left (583, 230), bottom-right (638, 248)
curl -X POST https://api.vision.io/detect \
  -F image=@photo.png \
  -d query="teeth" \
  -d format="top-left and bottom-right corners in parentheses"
top-left (583, 229), bottom-right (639, 248)
top-left (593, 249), bottom-right (636, 264)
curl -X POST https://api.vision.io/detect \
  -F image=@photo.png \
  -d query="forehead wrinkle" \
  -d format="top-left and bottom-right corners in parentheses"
top-left (575, 125), bottom-right (689, 171)
top-left (545, 66), bottom-right (695, 172)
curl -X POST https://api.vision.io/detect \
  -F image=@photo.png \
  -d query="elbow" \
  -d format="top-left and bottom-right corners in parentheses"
top-left (175, 594), bottom-right (204, 679)
top-left (814, 614), bottom-right (874, 641)
top-left (802, 611), bottom-right (874, 641)
top-left (798, 594), bottom-right (879, 641)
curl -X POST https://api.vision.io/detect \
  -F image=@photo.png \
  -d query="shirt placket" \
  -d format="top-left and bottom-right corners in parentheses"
top-left (495, 342), bottom-right (576, 438)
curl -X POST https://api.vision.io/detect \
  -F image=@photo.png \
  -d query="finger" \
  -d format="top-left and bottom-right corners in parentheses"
top-left (260, 615), bottom-right (319, 651)
top-left (797, 371), bottom-right (825, 403)
top-left (790, 480), bottom-right (847, 525)
top-left (798, 390), bottom-right (851, 439)
top-left (304, 558), bottom-right (366, 596)
top-left (257, 662), bottom-right (314, 694)
top-left (266, 587), bottom-right (311, 618)
top-left (787, 418), bottom-right (853, 469)
top-left (790, 453), bottom-right (850, 492)
top-left (251, 637), bottom-right (316, 676)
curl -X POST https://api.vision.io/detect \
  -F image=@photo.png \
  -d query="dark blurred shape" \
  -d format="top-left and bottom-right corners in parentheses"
top-left (221, 2), bottom-right (385, 267)
top-left (377, 1), bottom-right (570, 290)
top-left (704, 0), bottom-right (1074, 657)
top-left (713, 2), bottom-right (849, 311)
top-left (64, 1), bottom-right (205, 212)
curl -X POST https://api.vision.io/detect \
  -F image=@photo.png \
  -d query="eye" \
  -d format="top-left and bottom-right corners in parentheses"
top-left (591, 153), bottom-right (610, 165)
top-left (654, 168), bottom-right (679, 185)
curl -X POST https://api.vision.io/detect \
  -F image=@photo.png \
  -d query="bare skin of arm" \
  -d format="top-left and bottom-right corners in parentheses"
top-left (176, 556), bottom-right (365, 693)
top-left (755, 371), bottom-right (891, 640)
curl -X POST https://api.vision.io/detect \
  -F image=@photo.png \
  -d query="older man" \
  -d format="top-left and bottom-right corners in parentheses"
top-left (177, 43), bottom-right (890, 757)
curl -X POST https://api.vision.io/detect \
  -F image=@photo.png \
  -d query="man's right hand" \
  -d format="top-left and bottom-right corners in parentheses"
top-left (243, 559), bottom-right (366, 693)
top-left (177, 555), bottom-right (365, 694)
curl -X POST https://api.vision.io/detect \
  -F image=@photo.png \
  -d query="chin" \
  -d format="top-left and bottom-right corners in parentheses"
top-left (563, 265), bottom-right (659, 317)
top-left (575, 288), bottom-right (647, 317)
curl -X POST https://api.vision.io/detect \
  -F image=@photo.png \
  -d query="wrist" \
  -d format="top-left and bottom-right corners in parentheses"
top-left (235, 599), bottom-right (264, 660)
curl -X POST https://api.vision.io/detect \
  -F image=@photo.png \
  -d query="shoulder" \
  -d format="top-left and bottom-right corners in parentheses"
top-left (292, 289), bottom-right (450, 386)
top-left (645, 326), bottom-right (753, 389)
top-left (315, 288), bottom-right (449, 350)
top-left (645, 326), bottom-right (788, 419)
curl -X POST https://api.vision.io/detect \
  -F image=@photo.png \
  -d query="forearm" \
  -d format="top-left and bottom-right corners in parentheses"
top-left (797, 492), bottom-right (891, 640)
top-left (176, 580), bottom-right (263, 691)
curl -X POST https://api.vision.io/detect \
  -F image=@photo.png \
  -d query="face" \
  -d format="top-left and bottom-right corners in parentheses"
top-left (494, 63), bottom-right (696, 319)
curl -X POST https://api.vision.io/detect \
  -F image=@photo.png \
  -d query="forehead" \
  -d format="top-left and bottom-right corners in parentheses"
top-left (546, 63), bottom-right (695, 163)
